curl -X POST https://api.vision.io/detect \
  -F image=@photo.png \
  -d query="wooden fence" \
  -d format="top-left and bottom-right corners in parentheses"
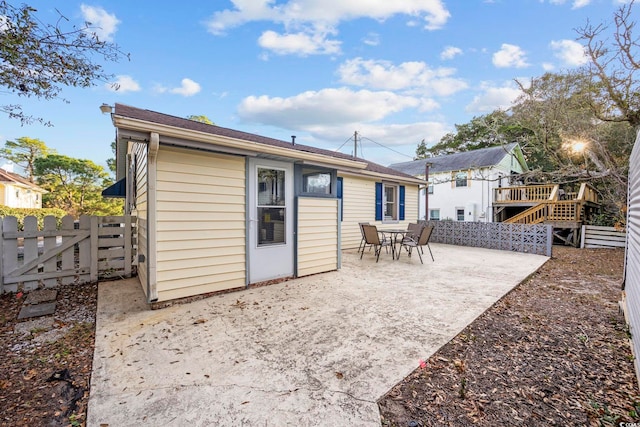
top-left (0, 215), bottom-right (136, 293)
top-left (580, 225), bottom-right (626, 249)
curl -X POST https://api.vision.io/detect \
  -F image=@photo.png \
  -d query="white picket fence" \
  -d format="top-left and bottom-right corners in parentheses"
top-left (580, 224), bottom-right (626, 249)
top-left (0, 215), bottom-right (136, 293)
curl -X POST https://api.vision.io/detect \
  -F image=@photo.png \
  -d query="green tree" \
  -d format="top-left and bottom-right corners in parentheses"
top-left (577, 0), bottom-right (640, 127)
top-left (424, 110), bottom-right (532, 157)
top-left (34, 154), bottom-right (122, 216)
top-left (0, 1), bottom-right (128, 125)
top-left (414, 139), bottom-right (428, 160)
top-left (187, 115), bottom-right (214, 125)
top-left (0, 137), bottom-right (51, 182)
top-left (107, 141), bottom-right (116, 175)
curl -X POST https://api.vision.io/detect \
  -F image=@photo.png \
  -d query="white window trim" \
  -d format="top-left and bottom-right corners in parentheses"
top-left (382, 182), bottom-right (399, 223)
top-left (455, 172), bottom-right (468, 188)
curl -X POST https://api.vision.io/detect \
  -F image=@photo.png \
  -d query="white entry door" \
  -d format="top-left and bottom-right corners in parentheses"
top-left (248, 158), bottom-right (294, 283)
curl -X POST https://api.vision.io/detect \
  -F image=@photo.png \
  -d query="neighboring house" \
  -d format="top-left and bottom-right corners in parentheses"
top-left (388, 143), bottom-right (528, 222)
top-left (0, 167), bottom-right (46, 209)
top-left (107, 104), bottom-right (424, 304)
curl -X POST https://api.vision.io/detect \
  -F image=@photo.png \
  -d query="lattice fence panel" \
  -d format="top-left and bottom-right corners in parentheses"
top-left (422, 220), bottom-right (552, 256)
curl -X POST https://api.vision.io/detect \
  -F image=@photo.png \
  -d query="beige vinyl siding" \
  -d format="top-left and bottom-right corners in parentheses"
top-left (0, 184), bottom-right (5, 205)
top-left (339, 174), bottom-right (420, 250)
top-left (297, 197), bottom-right (338, 277)
top-left (339, 175), bottom-right (375, 250)
top-left (404, 185), bottom-right (419, 224)
top-left (155, 147), bottom-right (245, 302)
top-left (130, 142), bottom-right (149, 296)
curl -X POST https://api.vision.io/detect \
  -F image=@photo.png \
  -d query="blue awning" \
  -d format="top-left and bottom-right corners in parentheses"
top-left (102, 177), bottom-right (126, 198)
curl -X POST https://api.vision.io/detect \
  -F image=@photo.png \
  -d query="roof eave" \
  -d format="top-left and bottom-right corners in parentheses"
top-left (113, 115), bottom-right (368, 170)
top-left (339, 168), bottom-right (426, 185)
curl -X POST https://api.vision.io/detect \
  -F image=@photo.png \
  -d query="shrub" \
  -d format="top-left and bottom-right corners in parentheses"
top-left (0, 207), bottom-right (69, 230)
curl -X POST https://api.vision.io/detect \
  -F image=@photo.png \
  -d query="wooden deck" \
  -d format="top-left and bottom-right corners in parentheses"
top-left (493, 183), bottom-right (601, 246)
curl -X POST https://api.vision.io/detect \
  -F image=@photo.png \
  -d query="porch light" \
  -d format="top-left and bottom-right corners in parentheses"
top-left (99, 103), bottom-right (113, 114)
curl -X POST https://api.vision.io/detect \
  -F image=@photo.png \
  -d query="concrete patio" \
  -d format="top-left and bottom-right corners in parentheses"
top-left (87, 244), bottom-right (548, 426)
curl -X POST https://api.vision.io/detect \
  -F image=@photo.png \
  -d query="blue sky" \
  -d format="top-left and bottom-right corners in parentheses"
top-left (1, 0), bottom-right (630, 173)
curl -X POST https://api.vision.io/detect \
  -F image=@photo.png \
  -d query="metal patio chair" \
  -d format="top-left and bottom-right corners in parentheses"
top-left (360, 224), bottom-right (392, 262)
top-left (399, 225), bottom-right (434, 264)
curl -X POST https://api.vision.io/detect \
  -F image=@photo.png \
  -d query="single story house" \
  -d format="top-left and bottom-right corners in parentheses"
top-left (388, 143), bottom-right (527, 222)
top-left (108, 104), bottom-right (424, 304)
top-left (0, 166), bottom-right (46, 209)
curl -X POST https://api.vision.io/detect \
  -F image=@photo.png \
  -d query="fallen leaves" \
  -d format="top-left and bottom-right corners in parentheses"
top-left (378, 247), bottom-right (640, 426)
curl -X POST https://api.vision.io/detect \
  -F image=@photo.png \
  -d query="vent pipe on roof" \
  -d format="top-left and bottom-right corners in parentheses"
top-left (291, 135), bottom-right (296, 145)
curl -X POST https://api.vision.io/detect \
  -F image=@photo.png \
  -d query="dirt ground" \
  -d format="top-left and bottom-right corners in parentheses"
top-left (0, 246), bottom-right (638, 426)
top-left (379, 246), bottom-right (640, 426)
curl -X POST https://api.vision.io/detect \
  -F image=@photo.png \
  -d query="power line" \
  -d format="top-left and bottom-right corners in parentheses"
top-left (334, 135), bottom-right (354, 153)
top-left (360, 136), bottom-right (415, 159)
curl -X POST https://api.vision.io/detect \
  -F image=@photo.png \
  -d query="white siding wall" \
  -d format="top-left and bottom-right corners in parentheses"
top-left (297, 197), bottom-right (338, 276)
top-left (0, 183), bottom-right (42, 208)
top-left (130, 142), bottom-right (149, 296)
top-left (155, 147), bottom-right (246, 302)
top-left (339, 174), bottom-right (420, 250)
top-left (625, 130), bottom-right (640, 384)
top-left (423, 163), bottom-right (520, 222)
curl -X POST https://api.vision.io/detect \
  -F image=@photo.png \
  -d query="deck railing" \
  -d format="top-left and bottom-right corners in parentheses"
top-left (504, 201), bottom-right (581, 224)
top-left (494, 184), bottom-right (556, 203)
top-left (495, 183), bottom-right (599, 205)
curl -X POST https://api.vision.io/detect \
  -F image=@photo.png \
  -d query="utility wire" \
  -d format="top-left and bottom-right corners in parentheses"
top-left (334, 135), bottom-right (354, 153)
top-left (360, 136), bottom-right (415, 159)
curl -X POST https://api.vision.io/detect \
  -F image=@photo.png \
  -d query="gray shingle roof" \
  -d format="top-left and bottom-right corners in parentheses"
top-left (388, 143), bottom-right (519, 176)
top-left (114, 103), bottom-right (418, 181)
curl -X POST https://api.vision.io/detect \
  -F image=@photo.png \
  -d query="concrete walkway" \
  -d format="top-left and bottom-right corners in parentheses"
top-left (87, 244), bottom-right (548, 426)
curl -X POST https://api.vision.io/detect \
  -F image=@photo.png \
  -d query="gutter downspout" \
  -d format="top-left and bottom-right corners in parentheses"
top-left (147, 132), bottom-right (159, 302)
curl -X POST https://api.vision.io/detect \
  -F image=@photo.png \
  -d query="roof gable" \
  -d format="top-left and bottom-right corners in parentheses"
top-left (388, 143), bottom-right (525, 176)
top-left (113, 103), bottom-right (421, 183)
top-left (0, 168), bottom-right (45, 192)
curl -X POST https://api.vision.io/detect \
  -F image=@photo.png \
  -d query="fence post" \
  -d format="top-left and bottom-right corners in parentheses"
top-left (78, 216), bottom-right (91, 284)
top-left (90, 216), bottom-right (98, 283)
top-left (43, 216), bottom-right (57, 288)
top-left (61, 216), bottom-right (75, 285)
top-left (23, 216), bottom-right (39, 291)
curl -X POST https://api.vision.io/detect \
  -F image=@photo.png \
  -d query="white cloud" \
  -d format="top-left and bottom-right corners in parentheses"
top-left (546, 0), bottom-right (593, 7)
top-left (440, 46), bottom-right (462, 60)
top-left (258, 30), bottom-right (341, 55)
top-left (492, 44), bottom-right (529, 68)
top-left (207, 0), bottom-right (450, 34)
top-left (80, 4), bottom-right (120, 42)
top-left (337, 58), bottom-right (468, 96)
top-left (314, 121), bottom-right (450, 151)
top-left (206, 0), bottom-right (449, 56)
top-left (155, 78), bottom-right (202, 96)
top-left (170, 78), bottom-right (201, 96)
top-left (362, 33), bottom-right (380, 47)
top-left (0, 15), bottom-right (9, 34)
top-left (106, 75), bottom-right (141, 93)
top-left (571, 0), bottom-right (590, 8)
top-left (550, 39), bottom-right (588, 67)
top-left (542, 62), bottom-right (555, 71)
top-left (465, 82), bottom-right (521, 114)
top-left (238, 87), bottom-right (419, 128)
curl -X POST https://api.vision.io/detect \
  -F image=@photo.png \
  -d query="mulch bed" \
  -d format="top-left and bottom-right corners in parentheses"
top-left (0, 282), bottom-right (97, 427)
top-left (378, 246), bottom-right (640, 426)
top-left (0, 246), bottom-right (638, 426)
